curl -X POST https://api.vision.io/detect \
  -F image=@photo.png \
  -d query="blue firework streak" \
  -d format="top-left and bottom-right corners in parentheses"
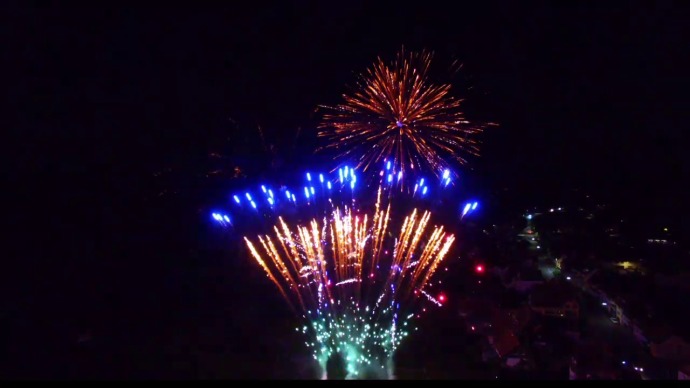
top-left (210, 160), bottom-right (476, 232)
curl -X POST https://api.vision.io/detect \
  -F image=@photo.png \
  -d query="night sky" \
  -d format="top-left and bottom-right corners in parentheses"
top-left (7, 1), bottom-right (689, 378)
top-left (14, 2), bottom-right (688, 206)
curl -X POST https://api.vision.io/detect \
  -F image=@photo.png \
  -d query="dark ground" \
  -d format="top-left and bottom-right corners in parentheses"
top-left (6, 161), bottom-right (683, 379)
top-left (7, 180), bottom-right (475, 379)
top-left (395, 306), bottom-right (492, 379)
top-left (6, 185), bottom-right (312, 379)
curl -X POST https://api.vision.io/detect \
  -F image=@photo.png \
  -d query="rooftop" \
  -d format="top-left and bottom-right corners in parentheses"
top-left (487, 309), bottom-right (522, 358)
top-left (457, 297), bottom-right (494, 320)
top-left (572, 340), bottom-right (618, 378)
top-left (491, 330), bottom-right (520, 358)
top-left (529, 280), bottom-right (577, 308)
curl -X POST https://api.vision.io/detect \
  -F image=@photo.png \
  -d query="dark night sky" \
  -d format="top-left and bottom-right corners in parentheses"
top-left (8, 0), bottom-right (689, 290)
top-left (9, 3), bottom-right (690, 268)
top-left (12, 2), bottom-right (687, 203)
top-left (5, 2), bottom-right (690, 377)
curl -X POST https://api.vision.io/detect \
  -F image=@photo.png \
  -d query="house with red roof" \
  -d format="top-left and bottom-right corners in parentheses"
top-left (528, 280), bottom-right (579, 320)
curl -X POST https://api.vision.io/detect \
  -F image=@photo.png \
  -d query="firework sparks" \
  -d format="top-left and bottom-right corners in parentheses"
top-left (244, 198), bottom-right (455, 378)
top-left (318, 48), bottom-right (493, 178)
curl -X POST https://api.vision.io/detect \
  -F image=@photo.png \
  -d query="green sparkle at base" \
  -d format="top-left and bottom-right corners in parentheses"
top-left (299, 307), bottom-right (411, 380)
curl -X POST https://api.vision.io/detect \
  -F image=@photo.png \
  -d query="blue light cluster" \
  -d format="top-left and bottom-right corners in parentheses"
top-left (226, 166), bottom-right (357, 218)
top-left (210, 160), bottom-right (465, 227)
top-left (442, 169), bottom-right (452, 187)
top-left (461, 201), bottom-right (479, 219)
top-left (381, 162), bottom-right (457, 200)
top-left (211, 212), bottom-right (231, 226)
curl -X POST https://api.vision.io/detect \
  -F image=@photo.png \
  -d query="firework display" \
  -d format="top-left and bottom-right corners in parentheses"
top-left (208, 49), bottom-right (490, 379)
top-left (244, 187), bottom-right (455, 379)
top-left (209, 162), bottom-right (481, 379)
top-left (318, 48), bottom-right (492, 180)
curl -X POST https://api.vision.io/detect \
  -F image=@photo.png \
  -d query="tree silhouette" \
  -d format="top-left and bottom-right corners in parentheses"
top-left (326, 352), bottom-right (347, 380)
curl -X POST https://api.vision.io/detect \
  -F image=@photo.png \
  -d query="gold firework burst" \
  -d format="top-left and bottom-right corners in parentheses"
top-left (318, 48), bottom-right (493, 178)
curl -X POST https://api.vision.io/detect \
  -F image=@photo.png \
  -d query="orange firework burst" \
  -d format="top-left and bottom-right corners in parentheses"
top-left (243, 187), bottom-right (455, 314)
top-left (318, 48), bottom-right (492, 178)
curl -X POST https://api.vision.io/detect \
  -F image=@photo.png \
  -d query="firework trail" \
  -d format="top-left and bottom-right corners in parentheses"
top-left (318, 48), bottom-right (494, 180)
top-left (244, 187), bottom-right (455, 379)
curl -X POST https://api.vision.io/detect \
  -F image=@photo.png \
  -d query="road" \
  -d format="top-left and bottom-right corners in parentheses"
top-left (577, 285), bottom-right (650, 379)
top-left (516, 216), bottom-right (659, 379)
top-left (580, 294), bottom-right (640, 355)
